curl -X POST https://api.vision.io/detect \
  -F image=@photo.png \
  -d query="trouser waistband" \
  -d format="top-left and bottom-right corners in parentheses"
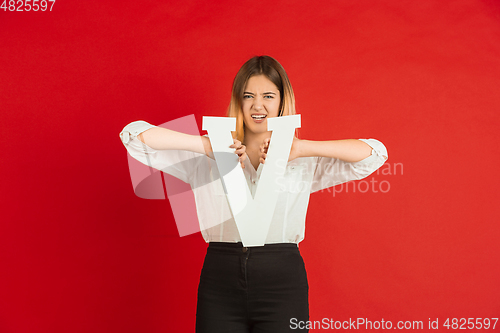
top-left (208, 242), bottom-right (298, 253)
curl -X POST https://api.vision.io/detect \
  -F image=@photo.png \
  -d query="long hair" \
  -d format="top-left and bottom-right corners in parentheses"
top-left (227, 56), bottom-right (297, 142)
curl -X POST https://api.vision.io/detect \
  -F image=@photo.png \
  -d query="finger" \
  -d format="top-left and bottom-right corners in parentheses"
top-left (229, 139), bottom-right (241, 149)
top-left (261, 138), bottom-right (269, 147)
top-left (239, 156), bottom-right (246, 168)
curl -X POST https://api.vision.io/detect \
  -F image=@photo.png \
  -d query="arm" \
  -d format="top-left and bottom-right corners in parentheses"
top-left (138, 126), bottom-right (213, 158)
top-left (121, 120), bottom-right (247, 169)
top-left (291, 139), bottom-right (377, 162)
top-left (307, 138), bottom-right (388, 192)
top-left (140, 126), bottom-right (247, 167)
top-left (258, 136), bottom-right (388, 192)
top-left (259, 138), bottom-right (387, 164)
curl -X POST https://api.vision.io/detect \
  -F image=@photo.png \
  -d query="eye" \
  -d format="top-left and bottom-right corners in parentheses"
top-left (243, 94), bottom-right (253, 99)
top-left (264, 95), bottom-right (274, 99)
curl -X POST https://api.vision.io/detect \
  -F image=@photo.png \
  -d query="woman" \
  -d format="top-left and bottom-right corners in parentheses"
top-left (120, 55), bottom-right (388, 332)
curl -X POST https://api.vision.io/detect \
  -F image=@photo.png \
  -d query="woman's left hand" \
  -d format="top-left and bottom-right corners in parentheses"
top-left (260, 137), bottom-right (301, 164)
top-left (259, 138), bottom-right (270, 164)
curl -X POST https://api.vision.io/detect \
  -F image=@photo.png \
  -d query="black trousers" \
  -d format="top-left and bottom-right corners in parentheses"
top-left (196, 242), bottom-right (309, 333)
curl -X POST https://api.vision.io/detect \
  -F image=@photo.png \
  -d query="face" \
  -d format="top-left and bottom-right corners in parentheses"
top-left (241, 75), bottom-right (281, 137)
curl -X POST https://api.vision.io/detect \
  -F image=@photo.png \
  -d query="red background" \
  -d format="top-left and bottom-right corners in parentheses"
top-left (1, 0), bottom-right (499, 332)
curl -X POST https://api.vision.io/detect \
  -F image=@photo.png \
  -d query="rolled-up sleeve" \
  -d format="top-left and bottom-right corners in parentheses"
top-left (310, 138), bottom-right (388, 193)
top-left (119, 120), bottom-right (203, 184)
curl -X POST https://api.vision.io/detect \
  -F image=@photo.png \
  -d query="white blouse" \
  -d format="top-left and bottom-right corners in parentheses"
top-left (120, 120), bottom-right (388, 245)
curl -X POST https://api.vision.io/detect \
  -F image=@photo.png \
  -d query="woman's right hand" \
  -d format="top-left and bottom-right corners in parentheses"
top-left (230, 139), bottom-right (247, 169)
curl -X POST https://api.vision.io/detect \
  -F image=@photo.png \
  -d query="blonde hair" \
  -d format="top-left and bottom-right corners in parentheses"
top-left (226, 56), bottom-right (297, 142)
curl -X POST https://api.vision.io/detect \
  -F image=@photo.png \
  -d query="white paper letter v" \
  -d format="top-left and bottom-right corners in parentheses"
top-left (202, 115), bottom-right (301, 247)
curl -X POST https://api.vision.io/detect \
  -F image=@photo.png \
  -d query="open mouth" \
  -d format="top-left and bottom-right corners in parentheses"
top-left (251, 114), bottom-right (267, 120)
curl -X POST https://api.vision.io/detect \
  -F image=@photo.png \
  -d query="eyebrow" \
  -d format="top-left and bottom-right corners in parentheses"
top-left (243, 91), bottom-right (277, 95)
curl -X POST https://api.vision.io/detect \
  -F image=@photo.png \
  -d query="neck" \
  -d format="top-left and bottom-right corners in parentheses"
top-left (243, 130), bottom-right (271, 149)
top-left (243, 130), bottom-right (272, 170)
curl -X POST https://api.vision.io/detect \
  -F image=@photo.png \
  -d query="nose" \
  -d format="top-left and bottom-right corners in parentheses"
top-left (253, 97), bottom-right (263, 111)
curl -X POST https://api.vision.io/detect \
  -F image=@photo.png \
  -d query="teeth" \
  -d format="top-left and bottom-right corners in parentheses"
top-left (251, 115), bottom-right (266, 119)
